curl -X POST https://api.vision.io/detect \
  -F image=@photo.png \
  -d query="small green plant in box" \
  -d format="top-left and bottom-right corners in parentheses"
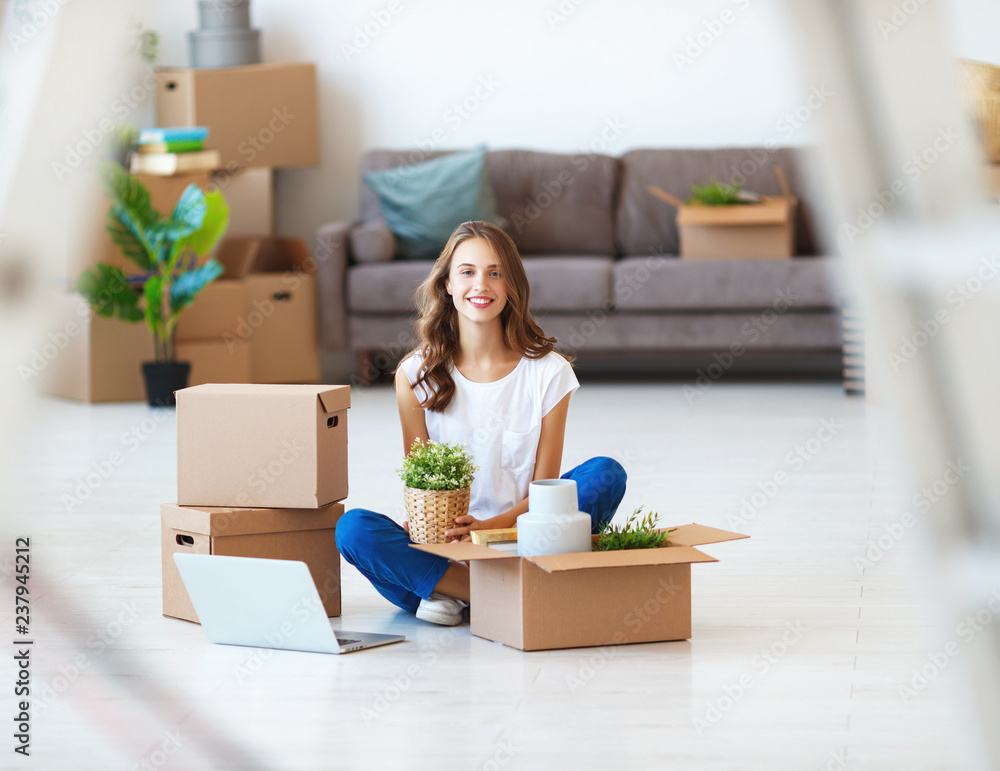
top-left (688, 178), bottom-right (753, 206)
top-left (594, 506), bottom-right (674, 551)
top-left (398, 439), bottom-right (478, 491)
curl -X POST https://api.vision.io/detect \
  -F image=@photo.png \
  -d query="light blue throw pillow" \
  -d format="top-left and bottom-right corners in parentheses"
top-left (362, 145), bottom-right (500, 259)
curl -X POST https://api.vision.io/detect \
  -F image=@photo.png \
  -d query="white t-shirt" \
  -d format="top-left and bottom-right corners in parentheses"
top-left (400, 351), bottom-right (579, 518)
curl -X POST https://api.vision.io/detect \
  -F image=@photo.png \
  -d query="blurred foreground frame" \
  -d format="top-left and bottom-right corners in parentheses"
top-left (783, 0), bottom-right (1000, 766)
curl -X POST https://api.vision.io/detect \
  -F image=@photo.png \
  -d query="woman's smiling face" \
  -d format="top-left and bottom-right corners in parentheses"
top-left (445, 237), bottom-right (508, 324)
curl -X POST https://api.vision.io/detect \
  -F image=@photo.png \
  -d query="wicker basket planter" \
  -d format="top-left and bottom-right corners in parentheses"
top-left (404, 486), bottom-right (471, 544)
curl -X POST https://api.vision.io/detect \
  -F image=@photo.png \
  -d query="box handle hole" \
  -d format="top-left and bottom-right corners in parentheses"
top-left (166, 81), bottom-right (177, 90)
top-left (272, 291), bottom-right (291, 302)
top-left (176, 534), bottom-right (194, 546)
top-left (327, 415), bottom-right (338, 428)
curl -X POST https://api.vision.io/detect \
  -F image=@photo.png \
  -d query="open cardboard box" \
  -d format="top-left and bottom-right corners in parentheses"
top-left (174, 236), bottom-right (320, 383)
top-left (676, 196), bottom-right (797, 260)
top-left (414, 523), bottom-right (748, 651)
top-left (648, 166), bottom-right (797, 260)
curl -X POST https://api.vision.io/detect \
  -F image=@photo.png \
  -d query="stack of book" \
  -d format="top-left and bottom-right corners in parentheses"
top-left (130, 127), bottom-right (221, 175)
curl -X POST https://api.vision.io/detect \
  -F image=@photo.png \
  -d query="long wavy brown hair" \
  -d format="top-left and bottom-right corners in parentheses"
top-left (400, 220), bottom-right (565, 413)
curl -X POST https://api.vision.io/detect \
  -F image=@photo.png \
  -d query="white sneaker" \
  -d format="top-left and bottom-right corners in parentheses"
top-left (415, 592), bottom-right (468, 626)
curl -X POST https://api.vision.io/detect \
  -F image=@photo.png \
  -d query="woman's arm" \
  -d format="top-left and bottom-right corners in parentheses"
top-left (395, 365), bottom-right (428, 455)
top-left (446, 392), bottom-right (572, 539)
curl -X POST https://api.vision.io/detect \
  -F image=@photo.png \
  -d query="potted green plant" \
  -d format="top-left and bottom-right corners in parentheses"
top-left (398, 439), bottom-right (478, 544)
top-left (75, 163), bottom-right (229, 406)
top-left (594, 507), bottom-right (674, 551)
top-left (688, 178), bottom-right (757, 206)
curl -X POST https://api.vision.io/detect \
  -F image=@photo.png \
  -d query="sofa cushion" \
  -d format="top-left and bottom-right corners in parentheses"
top-left (361, 145), bottom-right (500, 259)
top-left (612, 256), bottom-right (840, 311)
top-left (349, 222), bottom-right (396, 264)
top-left (359, 149), bottom-right (618, 257)
top-left (347, 261), bottom-right (433, 313)
top-left (486, 150), bottom-right (618, 256)
top-left (615, 147), bottom-right (820, 257)
top-left (521, 255), bottom-right (613, 312)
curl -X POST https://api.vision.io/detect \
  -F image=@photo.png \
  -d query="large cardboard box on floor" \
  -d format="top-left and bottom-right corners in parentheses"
top-left (155, 63), bottom-right (319, 170)
top-left (176, 384), bottom-right (350, 508)
top-left (175, 236), bottom-right (320, 383)
top-left (415, 524), bottom-right (747, 651)
top-left (35, 291), bottom-right (153, 402)
top-left (677, 196), bottom-right (797, 260)
top-left (161, 502), bottom-right (344, 623)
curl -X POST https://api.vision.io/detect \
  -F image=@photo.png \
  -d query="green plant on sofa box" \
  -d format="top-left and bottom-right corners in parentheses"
top-left (688, 178), bottom-right (756, 206)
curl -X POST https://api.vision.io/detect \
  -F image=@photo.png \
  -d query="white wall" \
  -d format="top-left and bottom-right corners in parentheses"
top-left (133, 0), bottom-right (810, 242)
top-left (132, 0), bottom-right (996, 245)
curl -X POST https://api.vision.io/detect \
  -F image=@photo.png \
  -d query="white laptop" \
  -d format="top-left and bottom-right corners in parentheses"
top-left (173, 553), bottom-right (405, 654)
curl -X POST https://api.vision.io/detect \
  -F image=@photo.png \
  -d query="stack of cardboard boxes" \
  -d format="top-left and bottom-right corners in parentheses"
top-left (41, 62), bottom-right (320, 402)
top-left (162, 383), bottom-right (349, 623)
top-left (175, 236), bottom-right (320, 387)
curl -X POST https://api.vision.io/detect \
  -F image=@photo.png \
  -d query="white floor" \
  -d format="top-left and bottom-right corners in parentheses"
top-left (1, 380), bottom-right (985, 770)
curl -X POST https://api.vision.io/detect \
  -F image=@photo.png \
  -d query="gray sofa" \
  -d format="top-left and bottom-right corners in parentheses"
top-left (314, 147), bottom-right (841, 374)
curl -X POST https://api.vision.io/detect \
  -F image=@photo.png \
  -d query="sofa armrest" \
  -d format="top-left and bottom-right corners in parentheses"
top-left (313, 219), bottom-right (357, 350)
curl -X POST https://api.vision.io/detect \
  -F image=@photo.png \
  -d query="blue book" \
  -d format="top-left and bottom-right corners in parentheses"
top-left (138, 126), bottom-right (209, 144)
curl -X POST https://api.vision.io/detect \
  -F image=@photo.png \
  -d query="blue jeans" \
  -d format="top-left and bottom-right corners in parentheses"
top-left (336, 456), bottom-right (627, 614)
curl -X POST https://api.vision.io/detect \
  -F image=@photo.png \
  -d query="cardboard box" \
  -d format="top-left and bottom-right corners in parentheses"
top-left (210, 166), bottom-right (274, 236)
top-left (161, 502), bottom-right (343, 623)
top-left (176, 339), bottom-right (252, 386)
top-left (414, 524), bottom-right (748, 651)
top-left (175, 279), bottom-right (247, 341)
top-left (155, 63), bottom-right (319, 170)
top-left (174, 238), bottom-right (320, 382)
top-left (36, 291), bottom-right (153, 403)
top-left (220, 236), bottom-right (320, 383)
top-left (176, 383), bottom-right (350, 508)
top-left (677, 196), bottom-right (797, 260)
top-left (244, 272), bottom-right (320, 383)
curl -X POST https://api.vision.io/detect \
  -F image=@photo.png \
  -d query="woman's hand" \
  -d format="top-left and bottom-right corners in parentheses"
top-left (445, 514), bottom-right (484, 543)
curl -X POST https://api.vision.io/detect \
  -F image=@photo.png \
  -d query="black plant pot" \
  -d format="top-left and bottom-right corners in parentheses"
top-left (142, 361), bottom-right (191, 407)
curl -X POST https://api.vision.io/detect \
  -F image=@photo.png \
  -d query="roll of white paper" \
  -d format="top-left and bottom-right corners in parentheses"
top-left (518, 479), bottom-right (592, 556)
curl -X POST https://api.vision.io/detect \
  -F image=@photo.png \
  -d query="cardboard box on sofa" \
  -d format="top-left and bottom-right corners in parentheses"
top-left (414, 524), bottom-right (748, 651)
top-left (155, 63), bottom-right (319, 170)
top-left (36, 291), bottom-right (153, 403)
top-left (176, 383), bottom-right (349, 508)
top-left (677, 196), bottom-right (797, 260)
top-left (161, 502), bottom-right (343, 623)
top-left (176, 339), bottom-right (251, 386)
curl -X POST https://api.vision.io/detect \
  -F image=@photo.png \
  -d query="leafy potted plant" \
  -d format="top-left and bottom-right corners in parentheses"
top-left (687, 178), bottom-right (758, 206)
top-left (75, 164), bottom-right (229, 406)
top-left (594, 507), bottom-right (674, 551)
top-left (398, 439), bottom-right (478, 544)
